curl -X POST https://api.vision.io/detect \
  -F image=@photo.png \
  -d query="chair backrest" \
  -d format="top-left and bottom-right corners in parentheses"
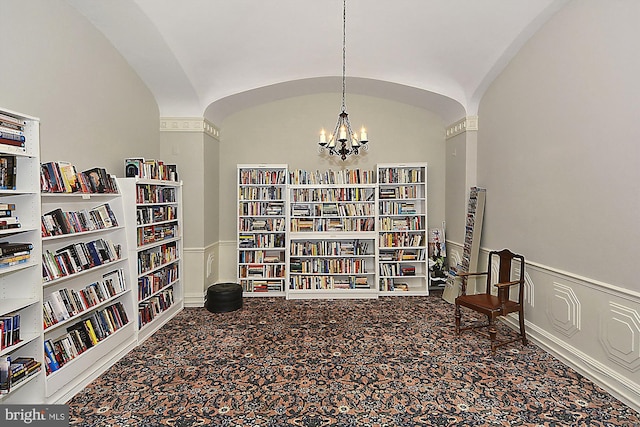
top-left (483, 249), bottom-right (525, 304)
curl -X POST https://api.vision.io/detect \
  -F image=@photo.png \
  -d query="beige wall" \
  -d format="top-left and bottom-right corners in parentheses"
top-left (478, 0), bottom-right (639, 289)
top-left (445, 132), bottom-right (468, 245)
top-left (219, 92), bottom-right (447, 243)
top-left (2, 0), bottom-right (159, 173)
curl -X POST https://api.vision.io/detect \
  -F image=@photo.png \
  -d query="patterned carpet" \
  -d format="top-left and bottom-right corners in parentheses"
top-left (68, 294), bottom-right (640, 426)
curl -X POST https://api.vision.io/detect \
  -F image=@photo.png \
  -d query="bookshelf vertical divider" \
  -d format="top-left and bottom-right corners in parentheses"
top-left (117, 177), bottom-right (184, 344)
top-left (0, 108), bottom-right (44, 403)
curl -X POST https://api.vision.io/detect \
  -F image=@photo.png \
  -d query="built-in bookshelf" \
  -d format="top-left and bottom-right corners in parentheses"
top-left (117, 177), bottom-right (183, 343)
top-left (0, 108), bottom-right (44, 403)
top-left (40, 168), bottom-right (136, 403)
top-left (376, 163), bottom-right (429, 295)
top-left (287, 168), bottom-right (377, 299)
top-left (237, 165), bottom-right (288, 296)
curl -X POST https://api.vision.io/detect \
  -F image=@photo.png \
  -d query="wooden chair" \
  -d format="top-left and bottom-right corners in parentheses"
top-left (454, 249), bottom-right (528, 354)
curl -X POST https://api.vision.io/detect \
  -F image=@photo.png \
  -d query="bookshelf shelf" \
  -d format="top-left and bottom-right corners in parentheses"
top-left (117, 177), bottom-right (184, 344)
top-left (0, 107), bottom-right (43, 403)
top-left (40, 177), bottom-right (136, 403)
top-left (237, 164), bottom-right (288, 297)
top-left (377, 163), bottom-right (429, 296)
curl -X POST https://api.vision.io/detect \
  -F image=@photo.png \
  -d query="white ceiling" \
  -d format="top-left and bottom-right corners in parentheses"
top-left (68, 0), bottom-right (569, 124)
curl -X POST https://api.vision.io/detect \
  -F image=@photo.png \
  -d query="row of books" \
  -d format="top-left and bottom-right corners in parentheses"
top-left (291, 203), bottom-right (376, 217)
top-left (41, 161), bottom-right (118, 194)
top-left (290, 240), bottom-right (370, 256)
top-left (0, 313), bottom-right (20, 350)
top-left (238, 233), bottom-right (285, 249)
top-left (43, 269), bottom-right (127, 329)
top-left (239, 169), bottom-right (286, 185)
top-left (0, 202), bottom-right (19, 230)
top-left (0, 112), bottom-right (27, 152)
top-left (290, 187), bottom-right (374, 202)
top-left (137, 222), bottom-right (178, 246)
top-left (138, 242), bottom-right (178, 275)
top-left (136, 205), bottom-right (178, 226)
top-left (238, 201), bottom-right (284, 216)
top-left (289, 169), bottom-right (375, 185)
top-left (379, 263), bottom-right (417, 277)
top-left (138, 263), bottom-right (179, 301)
top-left (238, 185), bottom-right (283, 200)
top-left (136, 184), bottom-right (176, 204)
top-left (240, 280), bottom-right (283, 292)
top-left (44, 301), bottom-right (129, 374)
top-left (0, 356), bottom-right (41, 395)
top-left (289, 275), bottom-right (370, 290)
top-left (379, 279), bottom-right (410, 292)
top-left (125, 158), bottom-right (178, 182)
top-left (379, 232), bottom-right (424, 248)
top-left (42, 238), bottom-right (121, 282)
top-left (379, 248), bottom-right (426, 261)
top-left (289, 258), bottom-right (368, 274)
top-left (290, 217), bottom-right (375, 232)
top-left (238, 250), bottom-right (283, 264)
top-left (239, 264), bottom-right (285, 278)
top-left (379, 185), bottom-right (421, 200)
top-left (378, 216), bottom-right (423, 231)
top-left (239, 217), bottom-right (286, 232)
top-left (379, 201), bottom-right (418, 215)
top-left (138, 287), bottom-right (174, 328)
top-left (0, 242), bottom-right (32, 269)
top-left (378, 167), bottom-right (423, 184)
top-left (0, 155), bottom-right (16, 190)
top-left (41, 203), bottom-right (118, 237)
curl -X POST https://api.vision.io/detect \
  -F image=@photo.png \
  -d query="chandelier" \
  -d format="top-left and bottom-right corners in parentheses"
top-left (318, 0), bottom-right (368, 161)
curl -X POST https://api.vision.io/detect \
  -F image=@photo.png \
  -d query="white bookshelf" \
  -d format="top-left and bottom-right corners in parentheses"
top-left (287, 168), bottom-right (377, 299)
top-left (0, 108), bottom-right (44, 403)
top-left (376, 163), bottom-right (429, 296)
top-left (117, 178), bottom-right (184, 344)
top-left (237, 164), bottom-right (288, 297)
top-left (41, 180), bottom-right (136, 403)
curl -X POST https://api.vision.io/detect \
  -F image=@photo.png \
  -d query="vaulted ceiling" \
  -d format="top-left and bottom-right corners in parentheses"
top-left (68, 0), bottom-right (569, 124)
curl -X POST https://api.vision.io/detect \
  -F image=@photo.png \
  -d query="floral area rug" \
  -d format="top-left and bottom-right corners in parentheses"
top-left (68, 295), bottom-right (640, 426)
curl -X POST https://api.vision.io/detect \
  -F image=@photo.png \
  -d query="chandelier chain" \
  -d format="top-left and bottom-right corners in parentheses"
top-left (341, 0), bottom-right (347, 113)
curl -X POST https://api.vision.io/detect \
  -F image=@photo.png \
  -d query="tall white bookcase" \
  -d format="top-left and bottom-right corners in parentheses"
top-left (0, 108), bottom-right (44, 403)
top-left (41, 181), bottom-right (136, 403)
top-left (376, 163), bottom-right (429, 295)
top-left (287, 168), bottom-right (377, 299)
top-left (117, 178), bottom-right (184, 343)
top-left (237, 164), bottom-right (288, 296)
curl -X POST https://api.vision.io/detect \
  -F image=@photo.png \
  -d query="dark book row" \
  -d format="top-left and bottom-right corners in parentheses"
top-left (138, 263), bottom-right (179, 301)
top-left (125, 158), bottom-right (178, 182)
top-left (0, 242), bottom-right (32, 269)
top-left (0, 202), bottom-right (20, 230)
top-left (0, 112), bottom-right (27, 152)
top-left (41, 161), bottom-right (118, 194)
top-left (41, 203), bottom-right (118, 237)
top-left (0, 155), bottom-right (16, 190)
top-left (0, 312), bottom-right (20, 350)
top-left (43, 268), bottom-right (127, 329)
top-left (0, 356), bottom-right (41, 396)
top-left (138, 287), bottom-right (174, 328)
top-left (42, 238), bottom-right (121, 282)
top-left (44, 301), bottom-right (129, 375)
top-left (137, 241), bottom-right (178, 275)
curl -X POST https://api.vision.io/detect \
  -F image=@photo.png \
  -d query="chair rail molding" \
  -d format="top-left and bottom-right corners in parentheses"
top-left (446, 239), bottom-right (640, 413)
top-left (160, 116), bottom-right (220, 140)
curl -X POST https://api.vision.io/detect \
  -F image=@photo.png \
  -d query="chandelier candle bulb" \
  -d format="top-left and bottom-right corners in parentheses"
top-left (319, 129), bottom-right (327, 145)
top-left (339, 126), bottom-right (347, 142)
top-left (360, 128), bottom-right (368, 142)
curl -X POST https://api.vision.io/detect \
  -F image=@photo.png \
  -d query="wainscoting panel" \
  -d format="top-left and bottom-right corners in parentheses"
top-left (446, 241), bottom-right (640, 413)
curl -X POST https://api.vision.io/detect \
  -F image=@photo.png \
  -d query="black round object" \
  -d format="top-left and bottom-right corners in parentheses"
top-left (205, 283), bottom-right (243, 313)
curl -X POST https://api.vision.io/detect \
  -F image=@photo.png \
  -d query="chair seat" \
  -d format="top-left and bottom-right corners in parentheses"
top-left (457, 294), bottom-right (519, 316)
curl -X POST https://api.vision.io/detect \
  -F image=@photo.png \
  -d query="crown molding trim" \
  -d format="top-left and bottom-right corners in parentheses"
top-left (446, 116), bottom-right (478, 140)
top-left (160, 117), bottom-right (220, 140)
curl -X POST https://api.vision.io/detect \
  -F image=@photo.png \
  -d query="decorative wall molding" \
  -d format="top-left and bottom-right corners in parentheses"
top-left (445, 116), bottom-right (479, 140)
top-left (160, 117), bottom-right (220, 140)
top-left (599, 302), bottom-right (640, 372)
top-left (547, 281), bottom-right (581, 337)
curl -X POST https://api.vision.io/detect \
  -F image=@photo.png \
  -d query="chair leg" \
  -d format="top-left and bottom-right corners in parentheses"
top-left (519, 310), bottom-right (528, 346)
top-left (454, 304), bottom-right (461, 335)
top-left (488, 319), bottom-right (497, 355)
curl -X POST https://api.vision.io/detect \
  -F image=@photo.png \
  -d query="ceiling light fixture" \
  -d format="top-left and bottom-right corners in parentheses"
top-left (318, 0), bottom-right (368, 161)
